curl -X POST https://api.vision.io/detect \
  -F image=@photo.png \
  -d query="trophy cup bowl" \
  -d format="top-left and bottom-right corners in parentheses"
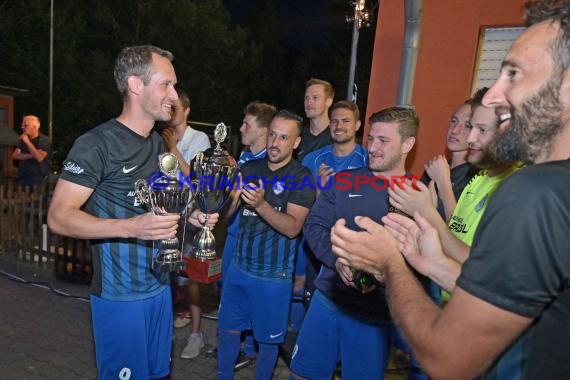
top-left (193, 151), bottom-right (238, 260)
top-left (135, 153), bottom-right (194, 272)
top-left (192, 123), bottom-right (239, 261)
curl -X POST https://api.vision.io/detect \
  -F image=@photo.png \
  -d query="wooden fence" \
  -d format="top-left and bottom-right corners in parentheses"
top-left (0, 183), bottom-right (92, 284)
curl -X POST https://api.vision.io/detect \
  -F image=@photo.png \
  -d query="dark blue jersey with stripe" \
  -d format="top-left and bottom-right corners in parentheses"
top-left (60, 119), bottom-right (169, 301)
top-left (225, 148), bottom-right (267, 237)
top-left (235, 158), bottom-right (315, 280)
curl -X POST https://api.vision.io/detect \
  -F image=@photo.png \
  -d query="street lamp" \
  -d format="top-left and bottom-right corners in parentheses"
top-left (346, 0), bottom-right (370, 101)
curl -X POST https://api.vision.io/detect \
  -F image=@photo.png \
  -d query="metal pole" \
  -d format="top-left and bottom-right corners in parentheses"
top-left (396, 0), bottom-right (423, 107)
top-left (48, 0), bottom-right (54, 141)
top-left (346, 3), bottom-right (360, 101)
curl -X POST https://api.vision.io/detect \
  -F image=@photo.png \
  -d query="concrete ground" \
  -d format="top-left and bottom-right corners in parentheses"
top-left (0, 253), bottom-right (290, 379)
top-left (0, 251), bottom-right (409, 379)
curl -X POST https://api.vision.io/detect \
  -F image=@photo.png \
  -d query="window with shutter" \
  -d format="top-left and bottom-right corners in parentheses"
top-left (472, 27), bottom-right (526, 92)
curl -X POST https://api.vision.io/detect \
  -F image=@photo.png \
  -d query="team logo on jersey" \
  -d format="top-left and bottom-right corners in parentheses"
top-left (475, 194), bottom-right (488, 212)
top-left (62, 161), bottom-right (84, 174)
top-left (273, 180), bottom-right (285, 195)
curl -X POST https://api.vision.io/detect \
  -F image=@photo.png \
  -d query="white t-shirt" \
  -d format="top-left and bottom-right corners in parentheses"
top-left (176, 126), bottom-right (211, 164)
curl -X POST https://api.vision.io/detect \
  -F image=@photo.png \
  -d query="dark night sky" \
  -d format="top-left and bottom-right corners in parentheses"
top-left (223, 0), bottom-right (347, 49)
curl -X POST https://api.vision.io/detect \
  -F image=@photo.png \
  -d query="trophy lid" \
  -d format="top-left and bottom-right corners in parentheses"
top-left (158, 152), bottom-right (178, 177)
top-left (195, 148), bottom-right (237, 167)
top-left (194, 122), bottom-right (237, 168)
top-left (211, 151), bottom-right (237, 167)
top-left (213, 122), bottom-right (228, 153)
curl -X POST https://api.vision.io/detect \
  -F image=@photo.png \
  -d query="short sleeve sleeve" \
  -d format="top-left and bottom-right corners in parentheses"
top-left (59, 133), bottom-right (106, 189)
top-left (458, 166), bottom-right (570, 317)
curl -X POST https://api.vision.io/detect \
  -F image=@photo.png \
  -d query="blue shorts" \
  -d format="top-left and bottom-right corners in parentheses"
top-left (290, 290), bottom-right (394, 380)
top-left (91, 287), bottom-right (173, 380)
top-left (221, 231), bottom-right (237, 277)
top-left (294, 236), bottom-right (308, 277)
top-left (218, 263), bottom-right (292, 344)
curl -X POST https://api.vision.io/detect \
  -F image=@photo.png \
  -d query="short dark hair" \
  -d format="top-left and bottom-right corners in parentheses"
top-left (329, 100), bottom-right (360, 121)
top-left (369, 106), bottom-right (419, 140)
top-left (525, 0), bottom-right (570, 74)
top-left (243, 101), bottom-right (277, 129)
top-left (114, 45), bottom-right (173, 100)
top-left (468, 87), bottom-right (490, 109)
top-left (271, 109), bottom-right (303, 136)
top-left (305, 78), bottom-right (335, 100)
top-left (177, 88), bottom-right (191, 109)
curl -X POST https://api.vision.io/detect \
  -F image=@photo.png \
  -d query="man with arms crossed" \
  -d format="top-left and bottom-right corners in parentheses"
top-left (331, 1), bottom-right (570, 378)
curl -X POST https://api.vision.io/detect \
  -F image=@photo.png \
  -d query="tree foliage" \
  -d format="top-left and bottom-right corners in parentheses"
top-left (0, 0), bottom-right (376, 166)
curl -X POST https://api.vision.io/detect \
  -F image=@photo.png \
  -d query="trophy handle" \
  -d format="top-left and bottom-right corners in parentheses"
top-left (186, 185), bottom-right (196, 209)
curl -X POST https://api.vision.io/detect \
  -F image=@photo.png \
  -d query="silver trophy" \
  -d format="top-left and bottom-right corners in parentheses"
top-left (192, 123), bottom-right (239, 260)
top-left (135, 153), bottom-right (194, 272)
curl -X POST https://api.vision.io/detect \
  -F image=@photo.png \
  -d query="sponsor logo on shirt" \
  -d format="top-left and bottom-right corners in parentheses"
top-left (122, 165), bottom-right (138, 174)
top-left (242, 208), bottom-right (258, 217)
top-left (449, 215), bottom-right (469, 234)
top-left (63, 161), bottom-right (84, 174)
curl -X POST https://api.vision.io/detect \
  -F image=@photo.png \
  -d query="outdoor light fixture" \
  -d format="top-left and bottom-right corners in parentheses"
top-left (346, 0), bottom-right (371, 101)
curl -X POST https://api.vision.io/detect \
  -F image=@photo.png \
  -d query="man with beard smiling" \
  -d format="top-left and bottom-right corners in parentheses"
top-left (329, 1), bottom-right (570, 379)
top-left (217, 110), bottom-right (315, 380)
top-left (389, 88), bottom-right (524, 273)
top-left (387, 88), bottom-right (525, 308)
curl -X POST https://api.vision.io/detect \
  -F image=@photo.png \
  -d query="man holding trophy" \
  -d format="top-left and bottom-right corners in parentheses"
top-left (48, 45), bottom-right (218, 380)
top-left (217, 110), bottom-right (316, 380)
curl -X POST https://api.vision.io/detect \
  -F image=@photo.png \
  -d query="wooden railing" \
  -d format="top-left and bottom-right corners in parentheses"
top-left (0, 183), bottom-right (92, 284)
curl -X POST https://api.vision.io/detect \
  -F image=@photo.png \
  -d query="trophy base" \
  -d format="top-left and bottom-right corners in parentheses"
top-left (183, 256), bottom-right (222, 284)
top-left (153, 250), bottom-right (186, 273)
top-left (192, 249), bottom-right (218, 261)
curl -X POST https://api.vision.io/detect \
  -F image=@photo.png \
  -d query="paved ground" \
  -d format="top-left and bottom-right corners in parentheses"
top-left (0, 253), bottom-right (291, 380)
top-left (0, 251), bottom-right (410, 379)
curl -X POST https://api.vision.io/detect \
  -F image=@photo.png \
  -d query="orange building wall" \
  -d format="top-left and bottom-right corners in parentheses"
top-left (365, 0), bottom-right (525, 174)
